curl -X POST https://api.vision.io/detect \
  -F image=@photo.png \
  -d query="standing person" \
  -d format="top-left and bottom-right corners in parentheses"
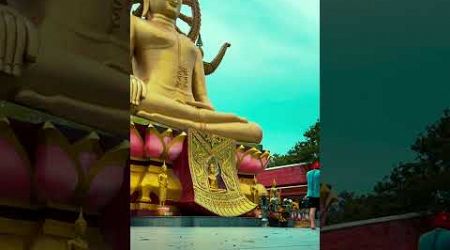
top-left (320, 183), bottom-right (338, 226)
top-left (306, 161), bottom-right (320, 229)
top-left (418, 211), bottom-right (450, 250)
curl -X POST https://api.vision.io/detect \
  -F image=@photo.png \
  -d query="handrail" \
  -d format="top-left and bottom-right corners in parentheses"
top-left (322, 212), bottom-right (424, 232)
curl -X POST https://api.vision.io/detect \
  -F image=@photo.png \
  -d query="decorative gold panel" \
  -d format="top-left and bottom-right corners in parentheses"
top-left (188, 129), bottom-right (256, 216)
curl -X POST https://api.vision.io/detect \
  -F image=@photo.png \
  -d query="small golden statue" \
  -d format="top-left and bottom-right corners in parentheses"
top-left (67, 208), bottom-right (88, 250)
top-left (158, 162), bottom-right (169, 206)
top-left (251, 176), bottom-right (259, 204)
top-left (130, 0), bottom-right (263, 143)
top-left (269, 179), bottom-right (277, 200)
top-left (208, 163), bottom-right (220, 190)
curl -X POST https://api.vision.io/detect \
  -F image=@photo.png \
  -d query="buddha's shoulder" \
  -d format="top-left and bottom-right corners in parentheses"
top-left (132, 16), bottom-right (152, 30)
top-left (131, 15), bottom-right (145, 27)
top-left (132, 16), bottom-right (162, 34)
top-left (178, 34), bottom-right (200, 51)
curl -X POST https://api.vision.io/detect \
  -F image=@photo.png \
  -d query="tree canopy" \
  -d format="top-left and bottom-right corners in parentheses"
top-left (328, 109), bottom-right (450, 224)
top-left (268, 120), bottom-right (320, 167)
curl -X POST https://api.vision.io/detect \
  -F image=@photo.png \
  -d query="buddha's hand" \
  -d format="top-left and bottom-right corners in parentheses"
top-left (130, 75), bottom-right (147, 106)
top-left (0, 5), bottom-right (39, 76)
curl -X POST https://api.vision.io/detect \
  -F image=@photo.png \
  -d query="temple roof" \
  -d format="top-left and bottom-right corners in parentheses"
top-left (256, 162), bottom-right (311, 187)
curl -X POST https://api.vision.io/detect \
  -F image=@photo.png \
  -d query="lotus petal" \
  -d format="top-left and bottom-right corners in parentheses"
top-left (130, 124), bottom-right (145, 159)
top-left (144, 124), bottom-right (164, 159)
top-left (166, 132), bottom-right (186, 162)
top-left (161, 128), bottom-right (173, 146)
top-left (72, 132), bottom-right (102, 176)
top-left (236, 145), bottom-right (245, 164)
top-left (239, 148), bottom-right (259, 169)
top-left (35, 122), bottom-right (78, 204)
top-left (260, 151), bottom-right (271, 169)
top-left (238, 147), bottom-right (270, 174)
top-left (85, 141), bottom-right (128, 211)
top-left (0, 117), bottom-right (31, 202)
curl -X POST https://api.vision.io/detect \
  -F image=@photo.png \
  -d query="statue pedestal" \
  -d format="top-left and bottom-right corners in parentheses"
top-left (0, 217), bottom-right (108, 250)
top-left (131, 204), bottom-right (179, 216)
top-left (136, 202), bottom-right (153, 211)
top-left (130, 121), bottom-right (258, 217)
top-left (131, 216), bottom-right (263, 227)
top-left (130, 120), bottom-right (273, 217)
top-left (155, 206), bottom-right (173, 216)
top-left (0, 101), bottom-right (128, 248)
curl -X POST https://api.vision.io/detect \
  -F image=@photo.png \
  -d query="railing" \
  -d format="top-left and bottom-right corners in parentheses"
top-left (321, 213), bottom-right (431, 250)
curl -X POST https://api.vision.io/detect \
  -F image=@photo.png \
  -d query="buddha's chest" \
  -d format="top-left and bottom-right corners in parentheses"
top-left (136, 24), bottom-right (197, 61)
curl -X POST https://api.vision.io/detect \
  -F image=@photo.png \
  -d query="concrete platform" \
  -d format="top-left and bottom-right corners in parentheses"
top-left (131, 227), bottom-right (319, 250)
top-left (131, 216), bottom-right (263, 227)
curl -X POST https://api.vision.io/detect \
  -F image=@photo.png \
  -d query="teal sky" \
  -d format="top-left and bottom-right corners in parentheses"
top-left (321, 0), bottom-right (450, 193)
top-left (186, 0), bottom-right (320, 154)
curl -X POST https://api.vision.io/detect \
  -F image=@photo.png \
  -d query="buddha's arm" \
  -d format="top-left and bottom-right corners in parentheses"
top-left (191, 48), bottom-right (214, 111)
top-left (130, 16), bottom-right (146, 107)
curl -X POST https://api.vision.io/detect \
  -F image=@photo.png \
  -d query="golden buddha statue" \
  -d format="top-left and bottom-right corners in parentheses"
top-left (251, 176), bottom-right (259, 204)
top-left (130, 0), bottom-right (263, 143)
top-left (269, 179), bottom-right (277, 200)
top-left (1, 0), bottom-right (263, 142)
top-left (67, 209), bottom-right (89, 250)
top-left (208, 163), bottom-right (219, 190)
top-left (158, 162), bottom-right (169, 206)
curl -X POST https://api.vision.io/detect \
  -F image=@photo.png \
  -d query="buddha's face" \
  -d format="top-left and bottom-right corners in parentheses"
top-left (149, 0), bottom-right (182, 20)
top-left (209, 163), bottom-right (219, 174)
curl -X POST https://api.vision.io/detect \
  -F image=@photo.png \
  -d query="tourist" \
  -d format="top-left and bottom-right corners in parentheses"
top-left (418, 211), bottom-right (450, 249)
top-left (320, 183), bottom-right (338, 226)
top-left (306, 161), bottom-right (321, 229)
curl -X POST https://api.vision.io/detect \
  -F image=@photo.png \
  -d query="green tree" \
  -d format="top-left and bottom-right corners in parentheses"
top-left (328, 109), bottom-right (450, 224)
top-left (268, 120), bottom-right (320, 167)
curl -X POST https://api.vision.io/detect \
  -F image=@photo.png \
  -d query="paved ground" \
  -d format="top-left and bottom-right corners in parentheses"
top-left (131, 227), bottom-right (319, 250)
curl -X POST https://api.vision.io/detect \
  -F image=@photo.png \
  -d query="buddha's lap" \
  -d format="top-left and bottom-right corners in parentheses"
top-left (140, 95), bottom-right (240, 120)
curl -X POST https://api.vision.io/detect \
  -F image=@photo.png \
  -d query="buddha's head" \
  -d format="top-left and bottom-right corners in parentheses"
top-left (208, 163), bottom-right (214, 172)
top-left (142, 0), bottom-right (182, 20)
top-left (208, 163), bottom-right (219, 175)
